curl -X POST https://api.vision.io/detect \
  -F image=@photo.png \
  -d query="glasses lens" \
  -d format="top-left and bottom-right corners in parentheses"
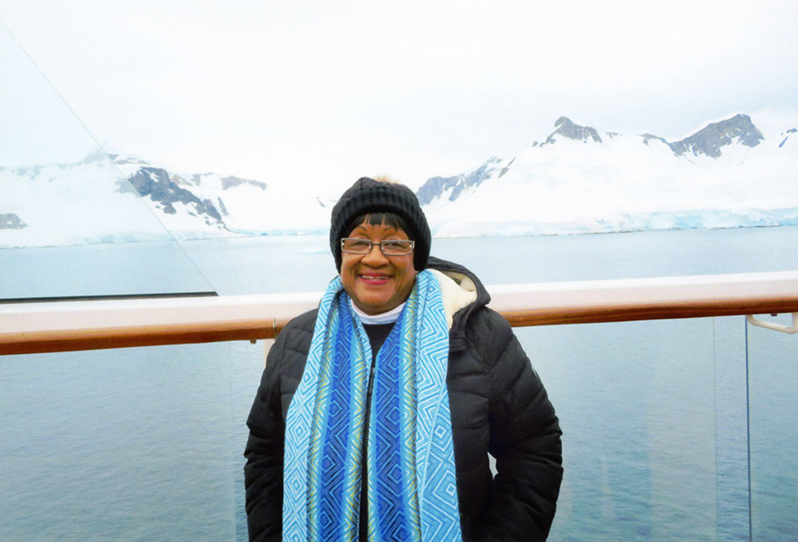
top-left (381, 240), bottom-right (413, 255)
top-left (342, 238), bottom-right (372, 253)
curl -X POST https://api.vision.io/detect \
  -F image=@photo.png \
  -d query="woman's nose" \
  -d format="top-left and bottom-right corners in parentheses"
top-left (361, 243), bottom-right (388, 264)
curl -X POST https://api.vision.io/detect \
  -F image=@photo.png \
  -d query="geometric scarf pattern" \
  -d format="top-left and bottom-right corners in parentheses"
top-left (283, 270), bottom-right (462, 542)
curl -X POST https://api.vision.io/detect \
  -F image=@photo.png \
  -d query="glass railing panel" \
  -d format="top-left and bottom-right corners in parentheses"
top-left (747, 317), bottom-right (798, 541)
top-left (0, 23), bottom-right (214, 300)
top-left (0, 343), bottom-right (240, 541)
top-left (177, 235), bottom-right (337, 296)
top-left (714, 316), bottom-right (752, 542)
top-left (515, 318), bottom-right (721, 541)
top-left (229, 339), bottom-right (272, 542)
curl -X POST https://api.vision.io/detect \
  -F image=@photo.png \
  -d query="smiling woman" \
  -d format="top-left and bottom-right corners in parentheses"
top-left (331, 178), bottom-right (428, 317)
top-left (339, 220), bottom-right (417, 315)
top-left (244, 177), bottom-right (563, 541)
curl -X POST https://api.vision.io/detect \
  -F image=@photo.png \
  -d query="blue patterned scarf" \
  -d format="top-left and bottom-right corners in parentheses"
top-left (283, 270), bottom-right (462, 542)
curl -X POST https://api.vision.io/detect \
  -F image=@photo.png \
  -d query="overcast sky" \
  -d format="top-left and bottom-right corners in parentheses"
top-left (2, 0), bottom-right (797, 193)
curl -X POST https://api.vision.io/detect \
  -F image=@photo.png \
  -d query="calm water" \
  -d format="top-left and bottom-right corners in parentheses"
top-left (2, 227), bottom-right (798, 541)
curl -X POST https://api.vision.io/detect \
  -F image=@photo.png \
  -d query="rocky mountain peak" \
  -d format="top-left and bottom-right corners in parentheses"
top-left (543, 116), bottom-right (603, 145)
top-left (415, 157), bottom-right (506, 205)
top-left (668, 113), bottom-right (764, 158)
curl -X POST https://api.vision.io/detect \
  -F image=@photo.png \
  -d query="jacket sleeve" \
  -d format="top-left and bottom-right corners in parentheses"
top-left (473, 311), bottom-right (563, 541)
top-left (243, 312), bottom-right (314, 542)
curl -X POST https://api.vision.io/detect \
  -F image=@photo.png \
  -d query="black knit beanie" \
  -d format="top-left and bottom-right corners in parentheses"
top-left (330, 177), bottom-right (431, 272)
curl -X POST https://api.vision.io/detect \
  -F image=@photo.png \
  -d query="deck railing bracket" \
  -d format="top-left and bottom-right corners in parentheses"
top-left (747, 313), bottom-right (798, 334)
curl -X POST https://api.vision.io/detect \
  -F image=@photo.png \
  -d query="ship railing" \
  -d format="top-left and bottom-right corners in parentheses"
top-left (3, 270), bottom-right (798, 356)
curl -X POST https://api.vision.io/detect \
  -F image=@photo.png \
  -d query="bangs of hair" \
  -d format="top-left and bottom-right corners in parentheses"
top-left (345, 212), bottom-right (412, 239)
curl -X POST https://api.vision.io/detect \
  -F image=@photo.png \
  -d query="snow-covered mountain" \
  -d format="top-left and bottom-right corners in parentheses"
top-left (0, 151), bottom-right (331, 247)
top-left (111, 152), bottom-right (331, 237)
top-left (1, 150), bottom-right (172, 247)
top-left (418, 113), bottom-right (798, 236)
top-left (2, 112), bottom-right (797, 247)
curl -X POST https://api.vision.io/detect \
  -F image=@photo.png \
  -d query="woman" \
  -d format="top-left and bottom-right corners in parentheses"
top-left (244, 177), bottom-right (563, 541)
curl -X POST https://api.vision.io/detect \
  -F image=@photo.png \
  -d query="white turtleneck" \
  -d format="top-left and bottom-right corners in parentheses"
top-left (349, 299), bottom-right (405, 325)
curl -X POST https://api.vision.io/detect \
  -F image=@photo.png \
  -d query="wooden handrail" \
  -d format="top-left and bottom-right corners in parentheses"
top-left (488, 271), bottom-right (798, 326)
top-left (2, 271), bottom-right (798, 356)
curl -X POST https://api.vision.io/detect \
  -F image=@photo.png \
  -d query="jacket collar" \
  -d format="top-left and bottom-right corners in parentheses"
top-left (427, 256), bottom-right (490, 352)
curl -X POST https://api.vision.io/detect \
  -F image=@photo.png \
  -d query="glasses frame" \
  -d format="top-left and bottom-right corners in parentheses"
top-left (340, 237), bottom-right (416, 256)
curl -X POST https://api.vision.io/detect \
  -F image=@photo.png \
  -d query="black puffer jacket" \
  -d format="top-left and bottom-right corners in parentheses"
top-left (244, 257), bottom-right (563, 541)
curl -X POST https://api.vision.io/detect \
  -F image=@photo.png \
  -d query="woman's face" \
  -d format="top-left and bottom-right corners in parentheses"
top-left (340, 220), bottom-right (416, 315)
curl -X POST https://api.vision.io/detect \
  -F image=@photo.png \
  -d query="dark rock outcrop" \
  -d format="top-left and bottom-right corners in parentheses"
top-left (668, 113), bottom-right (764, 158)
top-left (416, 157), bottom-right (505, 205)
top-left (641, 133), bottom-right (669, 146)
top-left (0, 213), bottom-right (26, 229)
top-left (220, 176), bottom-right (267, 191)
top-left (125, 167), bottom-right (223, 224)
top-left (779, 128), bottom-right (796, 148)
top-left (543, 117), bottom-right (603, 145)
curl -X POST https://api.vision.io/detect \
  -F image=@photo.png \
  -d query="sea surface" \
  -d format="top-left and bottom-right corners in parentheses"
top-left (2, 226), bottom-right (798, 541)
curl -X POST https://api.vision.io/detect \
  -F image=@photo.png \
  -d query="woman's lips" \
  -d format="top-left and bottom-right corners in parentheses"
top-left (359, 274), bottom-right (390, 285)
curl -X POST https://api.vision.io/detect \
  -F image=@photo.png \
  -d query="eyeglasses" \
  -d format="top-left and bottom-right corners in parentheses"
top-left (341, 238), bottom-right (415, 256)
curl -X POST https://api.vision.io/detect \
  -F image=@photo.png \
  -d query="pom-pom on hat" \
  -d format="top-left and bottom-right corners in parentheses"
top-left (330, 177), bottom-right (431, 272)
